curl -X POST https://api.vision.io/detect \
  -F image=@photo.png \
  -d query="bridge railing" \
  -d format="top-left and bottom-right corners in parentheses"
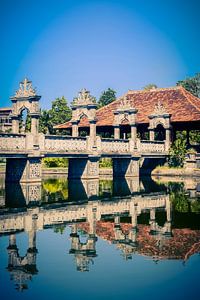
top-left (137, 139), bottom-right (166, 153)
top-left (100, 138), bottom-right (130, 153)
top-left (44, 135), bottom-right (87, 152)
top-left (0, 133), bottom-right (26, 151)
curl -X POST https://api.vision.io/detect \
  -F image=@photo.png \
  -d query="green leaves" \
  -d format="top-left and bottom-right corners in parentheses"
top-left (98, 88), bottom-right (116, 108)
top-left (39, 96), bottom-right (72, 134)
top-left (168, 139), bottom-right (187, 167)
top-left (177, 73), bottom-right (200, 97)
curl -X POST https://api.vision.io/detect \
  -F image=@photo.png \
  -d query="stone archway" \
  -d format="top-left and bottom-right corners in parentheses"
top-left (10, 78), bottom-right (41, 134)
top-left (71, 88), bottom-right (97, 141)
top-left (155, 124), bottom-right (166, 141)
top-left (148, 101), bottom-right (171, 149)
top-left (113, 96), bottom-right (138, 144)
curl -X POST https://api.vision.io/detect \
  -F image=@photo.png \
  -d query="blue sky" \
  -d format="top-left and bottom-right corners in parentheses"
top-left (0, 0), bottom-right (199, 108)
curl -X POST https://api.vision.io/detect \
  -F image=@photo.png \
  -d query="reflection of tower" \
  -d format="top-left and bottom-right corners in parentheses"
top-left (113, 214), bottom-right (138, 260)
top-left (69, 224), bottom-right (97, 272)
top-left (149, 197), bottom-right (172, 240)
top-left (6, 215), bottom-right (38, 291)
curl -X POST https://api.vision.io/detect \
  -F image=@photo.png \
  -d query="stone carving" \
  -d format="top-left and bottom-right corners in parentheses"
top-left (29, 160), bottom-right (41, 179)
top-left (72, 88), bottom-right (96, 106)
top-left (45, 136), bottom-right (87, 152)
top-left (118, 95), bottom-right (131, 110)
top-left (101, 139), bottom-right (129, 153)
top-left (14, 78), bottom-right (36, 98)
top-left (0, 134), bottom-right (26, 151)
top-left (137, 140), bottom-right (165, 153)
top-left (152, 101), bottom-right (167, 116)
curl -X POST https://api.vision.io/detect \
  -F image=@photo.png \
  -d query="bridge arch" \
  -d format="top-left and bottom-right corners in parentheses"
top-left (10, 78), bottom-right (41, 135)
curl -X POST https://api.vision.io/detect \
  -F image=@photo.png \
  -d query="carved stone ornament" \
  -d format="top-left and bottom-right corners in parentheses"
top-left (72, 88), bottom-right (96, 106)
top-left (153, 101), bottom-right (167, 115)
top-left (14, 78), bottom-right (36, 98)
top-left (118, 95), bottom-right (131, 110)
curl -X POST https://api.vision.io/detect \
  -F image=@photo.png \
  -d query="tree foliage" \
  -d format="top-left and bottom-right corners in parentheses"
top-left (168, 139), bottom-right (187, 168)
top-left (98, 88), bottom-right (116, 108)
top-left (143, 84), bottom-right (158, 91)
top-left (48, 97), bottom-right (72, 133)
top-left (39, 96), bottom-right (72, 134)
top-left (176, 73), bottom-right (200, 98)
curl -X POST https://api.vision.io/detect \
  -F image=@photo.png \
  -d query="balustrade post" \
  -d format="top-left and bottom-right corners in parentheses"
top-left (114, 125), bottom-right (120, 139)
top-left (11, 116), bottom-right (20, 134)
top-left (31, 114), bottom-right (40, 135)
top-left (165, 127), bottom-right (171, 151)
top-left (149, 128), bottom-right (155, 141)
top-left (72, 121), bottom-right (78, 137)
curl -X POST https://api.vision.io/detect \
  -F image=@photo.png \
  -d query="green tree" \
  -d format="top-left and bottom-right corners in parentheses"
top-left (176, 73), bottom-right (200, 97)
top-left (98, 88), bottom-right (116, 108)
top-left (39, 109), bottom-right (50, 134)
top-left (143, 84), bottom-right (158, 91)
top-left (168, 139), bottom-right (187, 167)
top-left (48, 96), bottom-right (72, 134)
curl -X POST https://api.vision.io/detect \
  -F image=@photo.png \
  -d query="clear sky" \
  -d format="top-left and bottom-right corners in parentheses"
top-left (0, 0), bottom-right (199, 108)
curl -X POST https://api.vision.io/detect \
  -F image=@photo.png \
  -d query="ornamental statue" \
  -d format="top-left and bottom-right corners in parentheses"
top-left (14, 78), bottom-right (36, 98)
top-left (72, 88), bottom-right (96, 106)
top-left (152, 101), bottom-right (168, 115)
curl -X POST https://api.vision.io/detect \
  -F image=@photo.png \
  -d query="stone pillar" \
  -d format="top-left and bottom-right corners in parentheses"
top-left (114, 215), bottom-right (121, 228)
top-left (113, 156), bottom-right (140, 178)
top-left (11, 116), bottom-right (20, 133)
top-left (6, 157), bottom-right (42, 183)
top-left (149, 208), bottom-right (157, 235)
top-left (149, 128), bottom-right (155, 141)
top-left (130, 124), bottom-right (137, 145)
top-left (89, 120), bottom-right (96, 140)
top-left (31, 114), bottom-right (40, 135)
top-left (165, 127), bottom-right (171, 150)
top-left (72, 121), bottom-right (79, 137)
top-left (68, 156), bottom-right (100, 179)
top-left (114, 125), bottom-right (120, 139)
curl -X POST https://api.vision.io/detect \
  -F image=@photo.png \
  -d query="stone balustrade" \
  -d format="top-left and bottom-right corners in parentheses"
top-left (137, 140), bottom-right (165, 153)
top-left (0, 133), bottom-right (26, 151)
top-left (101, 138), bottom-right (130, 153)
top-left (44, 135), bottom-right (87, 152)
top-left (0, 133), bottom-right (168, 155)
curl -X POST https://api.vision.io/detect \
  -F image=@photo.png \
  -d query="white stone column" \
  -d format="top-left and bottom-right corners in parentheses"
top-left (114, 125), bottom-right (120, 139)
top-left (31, 115), bottom-right (39, 135)
top-left (72, 121), bottom-right (78, 137)
top-left (165, 127), bottom-right (171, 150)
top-left (89, 120), bottom-right (97, 146)
top-left (12, 116), bottom-right (20, 133)
top-left (149, 128), bottom-right (155, 141)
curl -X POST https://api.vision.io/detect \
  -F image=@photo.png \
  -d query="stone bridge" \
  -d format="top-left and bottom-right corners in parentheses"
top-left (0, 79), bottom-right (170, 182)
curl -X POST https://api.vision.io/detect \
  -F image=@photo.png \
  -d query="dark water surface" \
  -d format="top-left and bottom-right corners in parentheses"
top-left (0, 175), bottom-right (200, 300)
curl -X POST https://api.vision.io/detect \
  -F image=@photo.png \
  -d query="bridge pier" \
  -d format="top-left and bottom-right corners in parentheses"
top-left (113, 156), bottom-right (140, 178)
top-left (5, 157), bottom-right (42, 183)
top-left (68, 156), bottom-right (100, 179)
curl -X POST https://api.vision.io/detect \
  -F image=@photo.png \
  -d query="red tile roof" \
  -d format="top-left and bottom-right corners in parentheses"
top-left (55, 86), bottom-right (200, 129)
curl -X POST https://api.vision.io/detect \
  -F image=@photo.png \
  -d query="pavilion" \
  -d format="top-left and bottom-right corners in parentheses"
top-left (55, 86), bottom-right (200, 147)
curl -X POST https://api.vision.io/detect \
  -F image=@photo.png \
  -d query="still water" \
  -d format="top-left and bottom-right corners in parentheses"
top-left (0, 175), bottom-right (200, 300)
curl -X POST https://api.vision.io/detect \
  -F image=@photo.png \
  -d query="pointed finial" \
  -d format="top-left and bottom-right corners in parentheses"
top-left (14, 78), bottom-right (36, 98)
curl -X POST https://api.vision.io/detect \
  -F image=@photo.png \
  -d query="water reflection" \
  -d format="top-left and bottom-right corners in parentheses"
top-left (0, 176), bottom-right (200, 294)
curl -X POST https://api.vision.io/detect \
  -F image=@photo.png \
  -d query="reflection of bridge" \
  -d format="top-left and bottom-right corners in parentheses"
top-left (0, 79), bottom-right (173, 183)
top-left (0, 188), bottom-right (171, 288)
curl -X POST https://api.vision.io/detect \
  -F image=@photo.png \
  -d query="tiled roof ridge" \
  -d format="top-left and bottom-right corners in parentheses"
top-left (97, 86), bottom-right (182, 113)
top-left (127, 85), bottom-right (181, 94)
top-left (179, 86), bottom-right (200, 112)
